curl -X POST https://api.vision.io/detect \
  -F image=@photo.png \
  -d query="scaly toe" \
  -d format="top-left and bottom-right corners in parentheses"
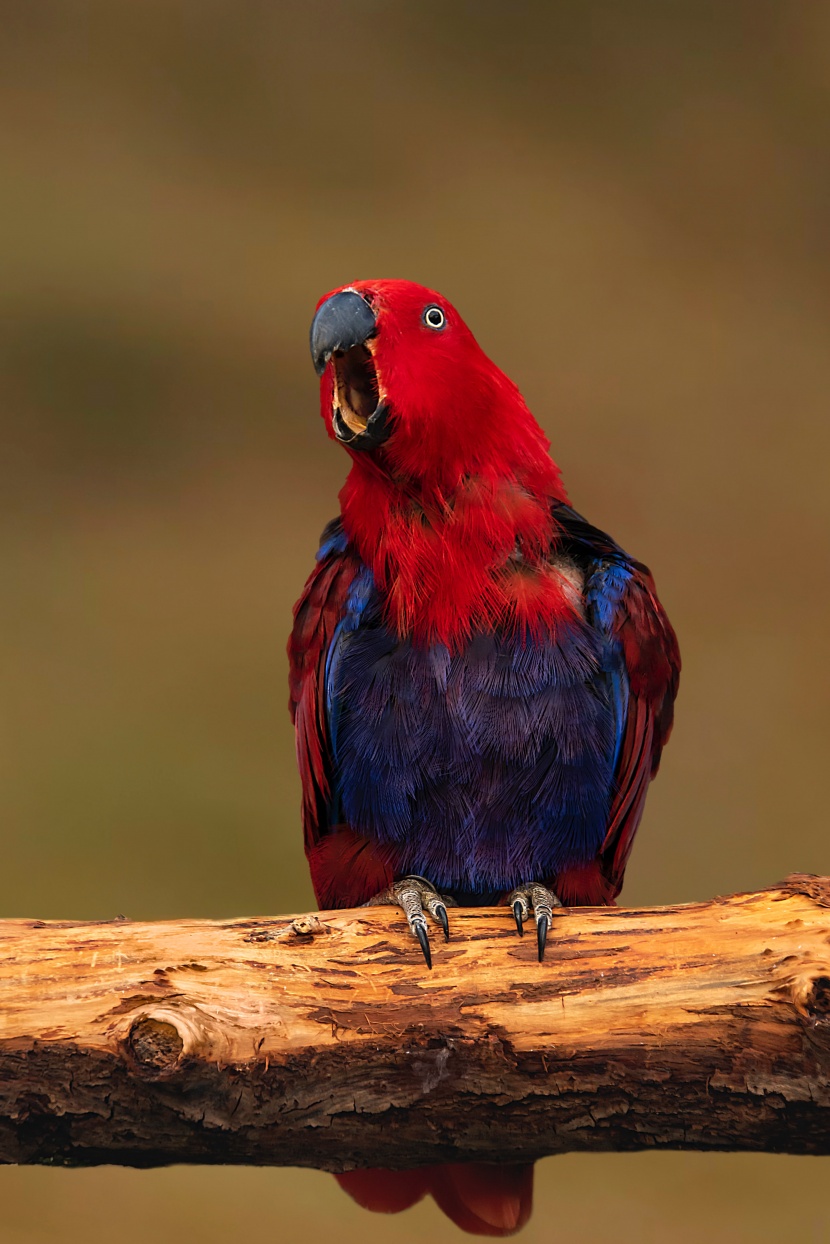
top-left (364, 875), bottom-right (456, 967)
top-left (506, 882), bottom-right (564, 961)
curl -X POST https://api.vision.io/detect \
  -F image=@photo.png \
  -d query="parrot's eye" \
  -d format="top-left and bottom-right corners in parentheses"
top-left (423, 305), bottom-right (446, 331)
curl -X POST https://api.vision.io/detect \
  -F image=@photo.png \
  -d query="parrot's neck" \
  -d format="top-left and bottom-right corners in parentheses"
top-left (339, 457), bottom-right (574, 649)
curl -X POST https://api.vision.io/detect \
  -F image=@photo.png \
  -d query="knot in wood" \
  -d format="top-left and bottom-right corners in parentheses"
top-left (121, 1005), bottom-right (222, 1077)
top-left (127, 1017), bottom-right (183, 1072)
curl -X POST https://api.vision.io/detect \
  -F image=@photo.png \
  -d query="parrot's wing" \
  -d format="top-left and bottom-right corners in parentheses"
top-left (288, 518), bottom-right (358, 854)
top-left (554, 505), bottom-right (680, 898)
top-left (288, 518), bottom-right (395, 908)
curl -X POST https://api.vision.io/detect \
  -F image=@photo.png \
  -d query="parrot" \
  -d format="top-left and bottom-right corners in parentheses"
top-left (288, 279), bottom-right (680, 1236)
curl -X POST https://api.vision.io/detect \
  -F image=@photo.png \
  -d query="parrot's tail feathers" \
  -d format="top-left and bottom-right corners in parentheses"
top-left (334, 1168), bottom-right (430, 1214)
top-left (429, 1163), bottom-right (534, 1236)
top-left (334, 1162), bottom-right (534, 1235)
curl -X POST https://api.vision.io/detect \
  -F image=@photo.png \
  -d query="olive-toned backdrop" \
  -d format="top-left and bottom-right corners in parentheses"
top-left (2, 4), bottom-right (829, 1241)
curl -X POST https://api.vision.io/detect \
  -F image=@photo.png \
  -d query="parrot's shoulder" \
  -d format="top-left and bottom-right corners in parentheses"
top-left (315, 515), bottom-right (349, 561)
top-left (552, 499), bottom-right (679, 714)
top-left (551, 503), bottom-right (632, 567)
top-left (288, 517), bottom-right (365, 720)
top-left (551, 505), bottom-right (674, 640)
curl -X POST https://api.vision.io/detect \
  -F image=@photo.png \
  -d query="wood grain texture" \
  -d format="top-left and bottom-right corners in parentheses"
top-left (1, 874), bottom-right (830, 1169)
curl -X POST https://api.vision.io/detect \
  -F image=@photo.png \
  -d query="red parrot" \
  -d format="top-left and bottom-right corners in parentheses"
top-left (289, 280), bottom-right (680, 1235)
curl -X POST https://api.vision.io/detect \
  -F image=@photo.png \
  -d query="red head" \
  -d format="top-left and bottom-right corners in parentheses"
top-left (311, 279), bottom-right (563, 492)
top-left (309, 279), bottom-right (572, 646)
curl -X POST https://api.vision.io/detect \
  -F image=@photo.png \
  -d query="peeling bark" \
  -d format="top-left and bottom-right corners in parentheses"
top-left (1, 875), bottom-right (830, 1169)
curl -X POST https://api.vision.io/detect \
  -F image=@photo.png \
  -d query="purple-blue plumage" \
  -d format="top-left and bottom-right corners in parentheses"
top-left (325, 537), bottom-right (628, 896)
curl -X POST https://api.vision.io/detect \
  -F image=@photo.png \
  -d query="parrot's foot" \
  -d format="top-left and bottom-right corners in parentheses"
top-left (363, 875), bottom-right (456, 969)
top-left (506, 883), bottom-right (565, 962)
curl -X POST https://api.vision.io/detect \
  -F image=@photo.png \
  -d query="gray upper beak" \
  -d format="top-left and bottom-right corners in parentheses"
top-left (310, 290), bottom-right (377, 376)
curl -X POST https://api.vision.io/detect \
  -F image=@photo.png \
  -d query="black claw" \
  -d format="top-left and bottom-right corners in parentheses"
top-left (436, 903), bottom-right (450, 942)
top-left (513, 899), bottom-right (525, 936)
top-left (415, 922), bottom-right (432, 969)
top-left (537, 912), bottom-right (550, 962)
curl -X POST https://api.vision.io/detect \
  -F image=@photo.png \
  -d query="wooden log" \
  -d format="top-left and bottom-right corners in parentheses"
top-left (1, 874), bottom-right (830, 1169)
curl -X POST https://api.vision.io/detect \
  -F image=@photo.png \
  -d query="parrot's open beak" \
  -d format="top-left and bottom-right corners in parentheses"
top-left (309, 290), bottom-right (391, 450)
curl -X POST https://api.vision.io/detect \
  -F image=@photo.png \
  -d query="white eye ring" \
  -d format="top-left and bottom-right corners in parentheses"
top-left (423, 305), bottom-right (446, 330)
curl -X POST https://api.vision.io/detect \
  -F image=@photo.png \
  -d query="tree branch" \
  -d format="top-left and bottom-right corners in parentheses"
top-left (2, 874), bottom-right (830, 1168)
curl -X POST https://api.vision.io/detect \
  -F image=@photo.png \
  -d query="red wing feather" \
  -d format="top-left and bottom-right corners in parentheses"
top-left (288, 535), bottom-right (359, 854)
top-left (599, 564), bottom-right (680, 897)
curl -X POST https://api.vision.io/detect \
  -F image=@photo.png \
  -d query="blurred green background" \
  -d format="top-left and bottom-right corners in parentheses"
top-left (1, 2), bottom-right (829, 1241)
